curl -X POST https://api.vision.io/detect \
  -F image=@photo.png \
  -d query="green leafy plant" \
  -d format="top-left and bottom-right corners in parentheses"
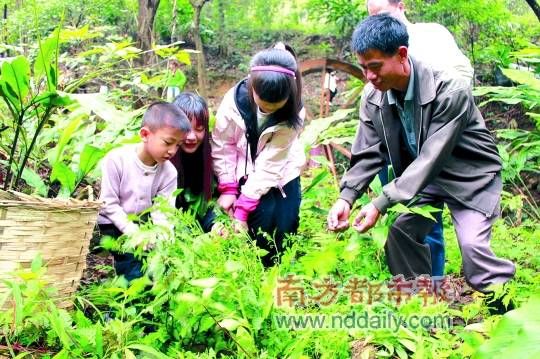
top-left (0, 27), bottom-right (72, 192)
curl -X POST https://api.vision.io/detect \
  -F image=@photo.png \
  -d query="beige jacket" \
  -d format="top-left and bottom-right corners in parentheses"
top-left (211, 85), bottom-right (305, 200)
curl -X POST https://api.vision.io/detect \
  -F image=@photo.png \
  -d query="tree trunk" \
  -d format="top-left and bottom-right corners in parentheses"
top-left (2, 5), bottom-right (7, 57)
top-left (170, 0), bottom-right (178, 43)
top-left (137, 0), bottom-right (161, 65)
top-left (189, 0), bottom-right (210, 96)
top-left (525, 0), bottom-right (540, 21)
top-left (216, 0), bottom-right (228, 56)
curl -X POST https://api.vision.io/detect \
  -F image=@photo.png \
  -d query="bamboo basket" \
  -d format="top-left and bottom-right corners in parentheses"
top-left (0, 189), bottom-right (101, 308)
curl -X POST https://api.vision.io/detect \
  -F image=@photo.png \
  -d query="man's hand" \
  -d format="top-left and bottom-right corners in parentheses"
top-left (217, 194), bottom-right (237, 217)
top-left (327, 199), bottom-right (352, 231)
top-left (352, 203), bottom-right (381, 233)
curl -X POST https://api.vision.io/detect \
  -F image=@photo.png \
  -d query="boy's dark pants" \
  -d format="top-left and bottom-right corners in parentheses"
top-left (98, 223), bottom-right (143, 281)
top-left (247, 177), bottom-right (301, 267)
top-left (384, 183), bottom-right (515, 292)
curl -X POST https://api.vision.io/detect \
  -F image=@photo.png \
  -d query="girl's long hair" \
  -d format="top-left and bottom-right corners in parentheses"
top-left (247, 43), bottom-right (303, 129)
top-left (170, 92), bottom-right (213, 203)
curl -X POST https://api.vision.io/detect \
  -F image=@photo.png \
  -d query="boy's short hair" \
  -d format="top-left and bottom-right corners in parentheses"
top-left (142, 101), bottom-right (191, 132)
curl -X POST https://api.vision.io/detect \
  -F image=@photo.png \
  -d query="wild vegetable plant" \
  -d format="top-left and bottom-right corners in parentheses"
top-left (0, 27), bottom-right (72, 192)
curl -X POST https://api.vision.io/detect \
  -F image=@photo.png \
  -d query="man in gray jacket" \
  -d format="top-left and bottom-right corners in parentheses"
top-left (327, 14), bottom-right (514, 303)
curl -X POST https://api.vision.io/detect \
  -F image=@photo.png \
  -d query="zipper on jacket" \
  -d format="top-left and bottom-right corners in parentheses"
top-left (417, 107), bottom-right (423, 156)
top-left (380, 110), bottom-right (397, 174)
top-left (244, 139), bottom-right (250, 177)
top-left (278, 185), bottom-right (287, 198)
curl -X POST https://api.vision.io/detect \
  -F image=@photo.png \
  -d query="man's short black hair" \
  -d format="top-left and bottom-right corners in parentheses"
top-left (142, 101), bottom-right (191, 132)
top-left (351, 14), bottom-right (409, 56)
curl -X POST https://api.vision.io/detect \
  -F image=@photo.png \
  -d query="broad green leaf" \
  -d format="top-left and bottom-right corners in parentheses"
top-left (9, 281), bottom-right (24, 328)
top-left (125, 276), bottom-right (151, 297)
top-left (125, 344), bottom-right (173, 358)
top-left (73, 310), bottom-right (93, 328)
top-left (202, 287), bottom-right (215, 299)
top-left (497, 129), bottom-right (529, 140)
top-left (370, 224), bottom-right (388, 250)
top-left (235, 326), bottom-right (257, 356)
top-left (395, 346), bottom-right (407, 359)
top-left (73, 327), bottom-right (96, 351)
top-left (50, 92), bottom-right (73, 106)
top-left (300, 108), bottom-right (354, 148)
top-left (302, 169), bottom-right (329, 195)
top-left (398, 338), bottom-right (416, 352)
top-left (260, 266), bottom-right (278, 322)
top-left (409, 206), bottom-right (439, 222)
top-left (34, 29), bottom-right (59, 91)
top-left (95, 323), bottom-right (103, 357)
top-left (124, 349), bottom-right (136, 359)
top-left (342, 238), bottom-right (361, 262)
top-left (52, 349), bottom-right (70, 359)
top-left (388, 203), bottom-right (439, 221)
top-left (501, 68), bottom-right (540, 90)
top-left (176, 292), bottom-right (200, 303)
top-left (16, 272), bottom-right (38, 280)
top-left (175, 50), bottom-right (191, 66)
top-left (388, 203), bottom-right (411, 215)
top-left (475, 296), bottom-right (540, 358)
top-left (50, 162), bottom-right (76, 197)
top-left (300, 242), bottom-right (340, 276)
top-left (224, 260), bottom-right (244, 273)
top-left (77, 144), bottom-right (107, 181)
top-left (52, 114), bottom-right (84, 163)
top-left (66, 92), bottom-right (143, 133)
top-left (59, 25), bottom-right (101, 42)
top-left (189, 277), bottom-right (219, 288)
top-left (473, 86), bottom-right (502, 97)
top-left (31, 91), bottom-right (72, 109)
top-left (32, 91), bottom-right (57, 106)
top-left (31, 254), bottom-right (43, 273)
top-left (0, 56), bottom-right (30, 110)
top-left (219, 318), bottom-right (242, 331)
top-left (21, 168), bottom-right (48, 197)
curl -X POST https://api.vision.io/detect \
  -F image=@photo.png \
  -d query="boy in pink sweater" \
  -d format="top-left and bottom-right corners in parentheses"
top-left (98, 102), bottom-right (190, 280)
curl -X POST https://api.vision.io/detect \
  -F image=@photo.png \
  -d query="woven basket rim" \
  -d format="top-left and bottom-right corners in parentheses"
top-left (0, 189), bottom-right (102, 210)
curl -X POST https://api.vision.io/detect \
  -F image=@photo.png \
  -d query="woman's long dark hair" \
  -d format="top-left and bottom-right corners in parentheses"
top-left (170, 92), bottom-right (213, 203)
top-left (247, 43), bottom-right (303, 129)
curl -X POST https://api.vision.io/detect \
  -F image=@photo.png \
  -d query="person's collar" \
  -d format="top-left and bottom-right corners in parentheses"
top-left (134, 144), bottom-right (159, 172)
top-left (257, 107), bottom-right (270, 117)
top-left (388, 58), bottom-right (414, 105)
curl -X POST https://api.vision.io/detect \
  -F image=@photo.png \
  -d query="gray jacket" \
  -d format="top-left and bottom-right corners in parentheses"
top-left (340, 57), bottom-right (502, 217)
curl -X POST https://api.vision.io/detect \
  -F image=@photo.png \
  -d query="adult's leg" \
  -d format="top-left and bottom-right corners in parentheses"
top-left (424, 211), bottom-right (445, 276)
top-left (384, 190), bottom-right (444, 278)
top-left (384, 186), bottom-right (445, 278)
top-left (384, 209), bottom-right (439, 278)
top-left (379, 171), bottom-right (445, 275)
top-left (447, 202), bottom-right (515, 292)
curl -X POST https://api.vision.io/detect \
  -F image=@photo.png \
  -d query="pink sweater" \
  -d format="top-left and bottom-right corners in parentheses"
top-left (97, 144), bottom-right (177, 233)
